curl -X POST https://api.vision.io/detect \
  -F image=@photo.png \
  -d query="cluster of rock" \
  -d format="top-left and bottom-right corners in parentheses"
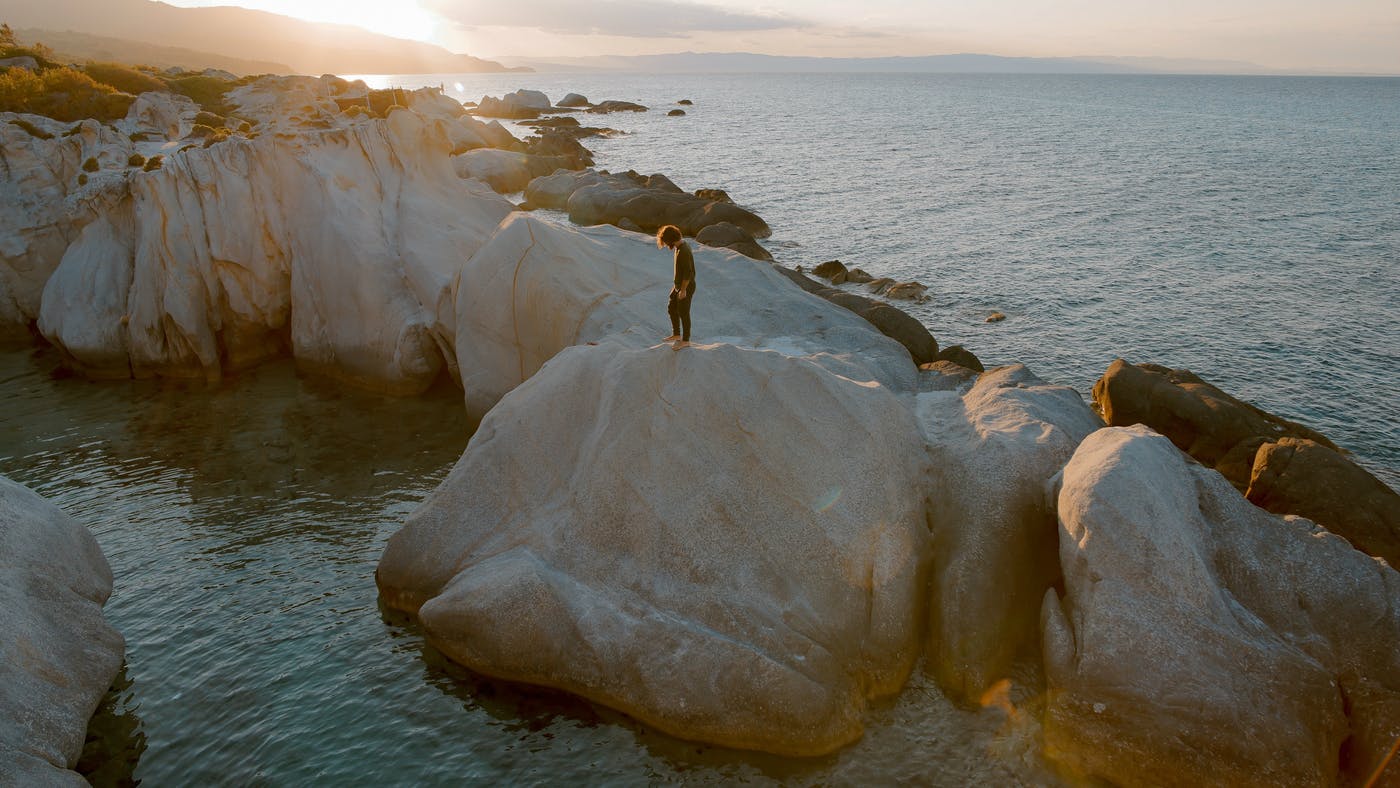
top-left (3, 70), bottom-right (1397, 788)
top-left (1, 476), bottom-right (123, 786)
top-left (810, 259), bottom-right (930, 301)
top-left (471, 89), bottom-right (647, 120)
top-left (1095, 359), bottom-right (1400, 565)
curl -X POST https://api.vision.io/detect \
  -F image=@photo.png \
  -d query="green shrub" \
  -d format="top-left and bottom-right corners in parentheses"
top-left (77, 172), bottom-right (88, 186)
top-left (202, 128), bottom-right (230, 147)
top-left (6, 117), bottom-right (53, 139)
top-left (127, 153), bottom-right (145, 167)
top-left (82, 62), bottom-right (165, 96)
top-left (0, 44), bottom-right (59, 70)
top-left (143, 154), bottom-right (163, 172)
top-left (189, 123), bottom-right (214, 138)
top-left (163, 74), bottom-right (233, 115)
top-left (193, 110), bottom-right (225, 127)
top-left (0, 66), bottom-right (135, 122)
top-left (82, 156), bottom-right (99, 172)
top-left (237, 120), bottom-right (252, 133)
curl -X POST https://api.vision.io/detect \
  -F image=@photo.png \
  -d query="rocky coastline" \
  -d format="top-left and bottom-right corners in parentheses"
top-left (1, 64), bottom-right (1397, 786)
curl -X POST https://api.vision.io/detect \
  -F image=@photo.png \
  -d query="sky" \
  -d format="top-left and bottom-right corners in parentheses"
top-left (161, 0), bottom-right (1400, 72)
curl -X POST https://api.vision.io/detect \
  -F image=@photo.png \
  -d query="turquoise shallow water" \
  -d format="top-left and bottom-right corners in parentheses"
top-left (0, 348), bottom-right (1058, 785)
top-left (2, 73), bottom-right (1397, 784)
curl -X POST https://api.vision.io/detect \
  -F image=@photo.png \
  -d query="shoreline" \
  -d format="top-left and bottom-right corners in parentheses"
top-left (0, 63), bottom-right (1394, 788)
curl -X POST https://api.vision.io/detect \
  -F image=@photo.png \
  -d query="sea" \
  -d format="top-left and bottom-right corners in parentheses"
top-left (1, 72), bottom-right (1396, 784)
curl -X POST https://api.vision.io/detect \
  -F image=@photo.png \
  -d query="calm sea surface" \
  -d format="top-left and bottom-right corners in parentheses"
top-left (1, 73), bottom-right (1397, 784)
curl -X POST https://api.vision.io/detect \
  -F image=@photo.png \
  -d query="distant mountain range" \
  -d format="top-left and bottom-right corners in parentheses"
top-left (0, 0), bottom-right (522, 75)
top-left (499, 52), bottom-right (1289, 76)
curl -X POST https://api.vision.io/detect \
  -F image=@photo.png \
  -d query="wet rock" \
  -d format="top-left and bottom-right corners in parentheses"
top-left (882, 282), bottom-right (928, 301)
top-left (523, 130), bottom-right (593, 168)
top-left (859, 304), bottom-right (938, 366)
top-left (935, 345), bottom-right (983, 373)
top-left (694, 221), bottom-right (771, 261)
top-left (866, 276), bottom-right (894, 292)
top-left (985, 312), bottom-right (1006, 323)
top-left (377, 342), bottom-right (931, 756)
top-left (668, 109), bottom-right (686, 116)
top-left (586, 100), bottom-right (648, 114)
top-left (812, 260), bottom-right (848, 280)
top-left (1, 474), bottom-right (124, 786)
top-left (678, 99), bottom-right (694, 105)
top-left (1247, 437), bottom-right (1400, 565)
top-left (557, 92), bottom-right (590, 108)
top-left (1042, 425), bottom-right (1400, 787)
top-left (845, 268), bottom-right (874, 284)
top-left (1091, 359), bottom-right (1338, 492)
top-left (918, 365), bottom-right (1101, 701)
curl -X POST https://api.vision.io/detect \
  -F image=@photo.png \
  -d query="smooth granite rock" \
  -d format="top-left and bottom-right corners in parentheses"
top-left (1, 475), bottom-right (123, 787)
top-left (38, 108), bottom-right (514, 393)
top-left (378, 341), bottom-right (932, 756)
top-left (1042, 426), bottom-right (1400, 786)
top-left (916, 365), bottom-right (1102, 702)
top-left (450, 214), bottom-right (917, 419)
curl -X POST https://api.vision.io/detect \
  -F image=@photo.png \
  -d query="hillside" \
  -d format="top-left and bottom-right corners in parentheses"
top-left (17, 28), bottom-right (289, 74)
top-left (0, 0), bottom-right (521, 75)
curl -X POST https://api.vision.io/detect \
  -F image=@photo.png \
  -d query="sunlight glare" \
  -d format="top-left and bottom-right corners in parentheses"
top-left (229, 0), bottom-right (438, 43)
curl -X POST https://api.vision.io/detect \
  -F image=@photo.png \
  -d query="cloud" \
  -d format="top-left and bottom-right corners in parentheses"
top-left (421, 0), bottom-right (810, 38)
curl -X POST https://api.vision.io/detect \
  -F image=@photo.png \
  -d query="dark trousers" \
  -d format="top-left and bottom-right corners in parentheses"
top-left (668, 285), bottom-right (696, 341)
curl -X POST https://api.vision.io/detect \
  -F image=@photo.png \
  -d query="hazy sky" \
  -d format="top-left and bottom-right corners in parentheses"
top-left (162, 0), bottom-right (1400, 72)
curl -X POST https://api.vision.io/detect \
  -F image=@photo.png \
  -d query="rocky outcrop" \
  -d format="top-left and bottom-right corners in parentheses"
top-left (585, 100), bottom-right (647, 114)
top-left (1247, 438), bottom-right (1400, 566)
top-left (377, 341), bottom-right (932, 756)
top-left (1042, 426), bottom-right (1400, 786)
top-left (453, 149), bottom-right (577, 194)
top-left (557, 92), bottom-right (590, 108)
top-left (934, 345), bottom-right (983, 373)
top-left (473, 89), bottom-right (552, 120)
top-left (1, 475), bottom-right (124, 787)
top-left (917, 365), bottom-right (1101, 702)
top-left (451, 214), bottom-right (918, 419)
top-left (1093, 359), bottom-right (1398, 564)
top-left (116, 91), bottom-right (198, 141)
top-left (694, 221), bottom-right (770, 261)
top-left (37, 108), bottom-right (514, 393)
top-left (812, 260), bottom-right (847, 279)
top-left (1092, 359), bottom-right (1336, 490)
top-left (522, 168), bottom-right (771, 239)
top-left (0, 113), bottom-right (135, 334)
top-left (773, 267), bottom-right (939, 366)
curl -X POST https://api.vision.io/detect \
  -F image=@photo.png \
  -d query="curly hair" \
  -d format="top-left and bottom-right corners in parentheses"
top-left (656, 224), bottom-right (682, 249)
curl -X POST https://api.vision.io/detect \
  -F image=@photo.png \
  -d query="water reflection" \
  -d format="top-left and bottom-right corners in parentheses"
top-left (0, 346), bottom-right (1067, 785)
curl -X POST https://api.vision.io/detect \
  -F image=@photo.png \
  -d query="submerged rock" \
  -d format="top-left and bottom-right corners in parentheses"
top-left (917, 365), bottom-right (1101, 701)
top-left (812, 260), bottom-right (847, 280)
top-left (585, 100), bottom-right (648, 114)
top-left (377, 341), bottom-right (932, 756)
top-left (1, 475), bottom-right (124, 787)
top-left (451, 214), bottom-right (917, 418)
top-left (1042, 426), bottom-right (1400, 786)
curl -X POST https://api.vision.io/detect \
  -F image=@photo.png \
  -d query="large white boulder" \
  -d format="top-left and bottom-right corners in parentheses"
top-left (451, 214), bottom-right (917, 418)
top-left (377, 341), bottom-right (932, 756)
top-left (37, 108), bottom-right (514, 393)
top-left (115, 91), bottom-right (198, 141)
top-left (916, 364), bottom-right (1101, 702)
top-left (1041, 426), bottom-right (1400, 786)
top-left (0, 114), bottom-right (134, 333)
top-left (1, 475), bottom-right (123, 787)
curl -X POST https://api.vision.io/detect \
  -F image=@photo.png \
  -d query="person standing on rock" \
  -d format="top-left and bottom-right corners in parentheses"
top-left (658, 225), bottom-right (696, 349)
